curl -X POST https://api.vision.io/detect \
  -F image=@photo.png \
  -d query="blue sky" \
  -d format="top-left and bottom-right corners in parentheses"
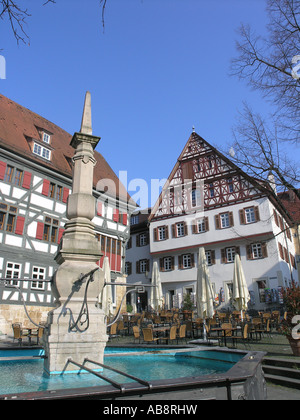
top-left (0, 0), bottom-right (296, 206)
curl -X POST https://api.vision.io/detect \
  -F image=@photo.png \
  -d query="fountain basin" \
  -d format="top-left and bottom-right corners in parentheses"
top-left (0, 346), bottom-right (266, 400)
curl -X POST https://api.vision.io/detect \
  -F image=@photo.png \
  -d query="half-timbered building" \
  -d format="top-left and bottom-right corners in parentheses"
top-left (149, 131), bottom-right (298, 311)
top-left (0, 94), bottom-right (135, 334)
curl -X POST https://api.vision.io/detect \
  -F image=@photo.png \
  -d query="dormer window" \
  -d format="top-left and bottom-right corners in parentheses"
top-left (43, 132), bottom-right (51, 144)
top-left (33, 142), bottom-right (51, 161)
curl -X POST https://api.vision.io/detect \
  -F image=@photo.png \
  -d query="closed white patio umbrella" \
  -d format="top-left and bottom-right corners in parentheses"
top-left (99, 257), bottom-right (113, 319)
top-left (232, 254), bottom-right (250, 321)
top-left (150, 261), bottom-right (164, 312)
top-left (196, 247), bottom-right (214, 341)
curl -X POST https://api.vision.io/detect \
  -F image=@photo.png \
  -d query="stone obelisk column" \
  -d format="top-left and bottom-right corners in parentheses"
top-left (44, 92), bottom-right (108, 375)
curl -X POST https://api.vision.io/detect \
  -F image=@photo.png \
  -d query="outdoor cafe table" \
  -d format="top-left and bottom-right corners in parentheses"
top-left (210, 326), bottom-right (238, 346)
top-left (152, 325), bottom-right (170, 338)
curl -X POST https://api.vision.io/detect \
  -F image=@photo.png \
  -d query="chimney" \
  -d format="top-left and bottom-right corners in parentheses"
top-left (268, 172), bottom-right (277, 194)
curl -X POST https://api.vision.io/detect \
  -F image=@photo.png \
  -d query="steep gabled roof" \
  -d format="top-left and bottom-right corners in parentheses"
top-left (0, 94), bottom-right (132, 204)
top-left (149, 131), bottom-right (294, 224)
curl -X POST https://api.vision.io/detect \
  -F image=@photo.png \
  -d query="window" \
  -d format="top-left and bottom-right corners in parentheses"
top-left (56, 186), bottom-right (63, 201)
top-left (0, 204), bottom-right (17, 232)
top-left (140, 260), bottom-right (147, 273)
top-left (159, 256), bottom-right (174, 272)
top-left (220, 213), bottom-right (230, 228)
top-left (226, 247), bottom-right (236, 263)
top-left (154, 225), bottom-right (168, 241)
top-left (176, 222), bottom-right (185, 237)
top-left (164, 257), bottom-right (172, 271)
top-left (209, 183), bottom-right (214, 198)
top-left (252, 243), bottom-right (262, 259)
top-left (228, 178), bottom-right (234, 193)
top-left (43, 133), bottom-right (51, 144)
top-left (245, 208), bottom-right (256, 224)
top-left (257, 280), bottom-right (267, 303)
top-left (136, 259), bottom-right (150, 274)
top-left (130, 215), bottom-right (139, 225)
top-left (158, 226), bottom-right (166, 240)
top-left (136, 233), bottom-right (149, 247)
top-left (247, 243), bottom-right (268, 260)
top-left (182, 254), bottom-right (191, 268)
top-left (42, 181), bottom-right (69, 203)
top-left (4, 165), bottom-right (13, 183)
top-left (172, 222), bottom-right (187, 238)
top-left (240, 207), bottom-right (260, 224)
top-left (33, 142), bottom-right (51, 161)
top-left (191, 188), bottom-right (201, 207)
top-left (215, 212), bottom-right (234, 229)
top-left (13, 169), bottom-right (23, 186)
top-left (140, 233), bottom-right (147, 246)
top-left (49, 183), bottom-right (56, 199)
top-left (43, 217), bottom-right (59, 243)
top-left (125, 262), bottom-right (132, 275)
top-left (193, 217), bottom-right (209, 234)
top-left (5, 262), bottom-right (21, 286)
top-left (32, 266), bottom-right (45, 290)
top-left (221, 247), bottom-right (240, 264)
top-left (205, 250), bottom-right (214, 266)
top-left (178, 254), bottom-right (195, 269)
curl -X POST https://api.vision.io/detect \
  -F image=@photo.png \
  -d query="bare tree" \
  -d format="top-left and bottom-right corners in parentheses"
top-left (0, 0), bottom-right (108, 45)
top-left (0, 0), bottom-right (56, 45)
top-left (229, 103), bottom-right (300, 200)
top-left (231, 0), bottom-right (300, 143)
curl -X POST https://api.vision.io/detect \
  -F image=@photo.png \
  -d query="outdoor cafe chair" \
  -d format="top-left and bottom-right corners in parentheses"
top-left (108, 322), bottom-right (120, 341)
top-left (29, 326), bottom-right (44, 345)
top-left (158, 325), bottom-right (177, 345)
top-left (132, 326), bottom-right (141, 343)
top-left (232, 323), bottom-right (251, 349)
top-left (142, 328), bottom-right (160, 344)
top-left (250, 318), bottom-right (263, 340)
top-left (117, 321), bottom-right (127, 336)
top-left (177, 324), bottom-right (187, 344)
top-left (255, 319), bottom-right (272, 340)
top-left (220, 323), bottom-right (235, 347)
top-left (12, 323), bottom-right (31, 346)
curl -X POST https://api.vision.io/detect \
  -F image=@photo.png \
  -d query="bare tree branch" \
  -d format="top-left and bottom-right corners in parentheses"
top-left (0, 0), bottom-right (55, 45)
top-left (231, 0), bottom-right (300, 143)
top-left (226, 103), bottom-right (300, 200)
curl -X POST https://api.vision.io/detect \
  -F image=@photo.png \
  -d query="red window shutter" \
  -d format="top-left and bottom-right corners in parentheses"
top-left (22, 172), bottom-right (32, 189)
top-left (122, 213), bottom-right (128, 226)
top-left (172, 224), bottom-right (176, 238)
top-left (254, 206), bottom-right (260, 222)
top-left (36, 222), bottom-right (44, 240)
top-left (215, 215), bottom-right (220, 229)
top-left (0, 161), bottom-right (7, 180)
top-left (15, 216), bottom-right (25, 235)
top-left (113, 209), bottom-right (119, 222)
top-left (239, 209), bottom-right (246, 225)
top-left (42, 180), bottom-right (50, 196)
top-left (97, 202), bottom-right (103, 216)
top-left (221, 249), bottom-right (226, 263)
top-left (57, 228), bottom-right (64, 244)
top-left (159, 258), bottom-right (165, 272)
top-left (229, 212), bottom-right (234, 227)
top-left (62, 188), bottom-right (70, 203)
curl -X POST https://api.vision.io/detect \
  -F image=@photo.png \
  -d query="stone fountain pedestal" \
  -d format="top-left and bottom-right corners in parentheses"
top-left (43, 92), bottom-right (108, 375)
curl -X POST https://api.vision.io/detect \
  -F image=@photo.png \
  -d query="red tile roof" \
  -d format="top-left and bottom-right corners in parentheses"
top-left (278, 190), bottom-right (300, 223)
top-left (0, 94), bottom-right (132, 204)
